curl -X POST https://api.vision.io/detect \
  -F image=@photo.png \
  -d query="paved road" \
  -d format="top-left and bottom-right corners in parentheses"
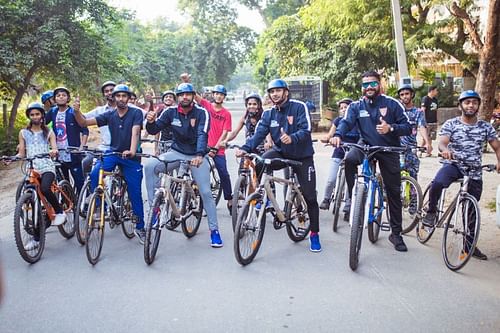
top-left (1, 98), bottom-right (499, 332)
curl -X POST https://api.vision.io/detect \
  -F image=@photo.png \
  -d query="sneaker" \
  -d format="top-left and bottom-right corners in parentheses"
top-left (210, 230), bottom-right (223, 248)
top-left (309, 233), bottom-right (322, 252)
top-left (52, 212), bottom-right (67, 226)
top-left (388, 233), bottom-right (408, 252)
top-left (134, 228), bottom-right (146, 245)
top-left (422, 211), bottom-right (436, 227)
top-left (319, 199), bottom-right (330, 210)
top-left (24, 239), bottom-right (39, 251)
top-left (472, 247), bottom-right (488, 260)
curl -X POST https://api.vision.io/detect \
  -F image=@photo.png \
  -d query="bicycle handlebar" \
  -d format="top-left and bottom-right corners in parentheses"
top-left (341, 142), bottom-right (407, 154)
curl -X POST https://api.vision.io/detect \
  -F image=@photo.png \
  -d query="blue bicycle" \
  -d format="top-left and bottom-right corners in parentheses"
top-left (344, 143), bottom-right (406, 271)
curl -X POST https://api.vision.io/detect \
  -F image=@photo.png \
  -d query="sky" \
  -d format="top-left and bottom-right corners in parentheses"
top-left (107, 0), bottom-right (265, 33)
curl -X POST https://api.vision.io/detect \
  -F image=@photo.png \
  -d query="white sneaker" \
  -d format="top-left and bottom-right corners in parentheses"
top-left (52, 212), bottom-right (67, 226)
top-left (24, 239), bottom-right (39, 251)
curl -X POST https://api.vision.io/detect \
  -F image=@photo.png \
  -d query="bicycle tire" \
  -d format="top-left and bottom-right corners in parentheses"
top-left (332, 167), bottom-right (345, 233)
top-left (57, 180), bottom-right (76, 239)
top-left (75, 179), bottom-right (90, 245)
top-left (119, 183), bottom-right (136, 239)
top-left (14, 192), bottom-right (46, 263)
top-left (85, 191), bottom-right (105, 265)
top-left (416, 184), bottom-right (436, 244)
top-left (234, 192), bottom-right (266, 265)
top-left (181, 185), bottom-right (203, 238)
top-left (442, 194), bottom-right (480, 271)
top-left (285, 191), bottom-right (310, 242)
top-left (144, 193), bottom-right (164, 265)
top-left (15, 177), bottom-right (26, 203)
top-left (400, 175), bottom-right (423, 234)
top-left (210, 160), bottom-right (222, 206)
top-left (367, 181), bottom-right (382, 244)
top-left (231, 175), bottom-right (247, 232)
top-left (349, 182), bottom-right (367, 271)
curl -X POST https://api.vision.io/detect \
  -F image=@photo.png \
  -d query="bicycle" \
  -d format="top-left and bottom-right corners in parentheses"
top-left (344, 143), bottom-right (406, 271)
top-left (227, 144), bottom-right (259, 231)
top-left (143, 155), bottom-right (204, 264)
top-left (84, 150), bottom-right (145, 265)
top-left (3, 154), bottom-right (76, 264)
top-left (207, 150), bottom-right (222, 207)
top-left (233, 153), bottom-right (310, 266)
top-left (415, 161), bottom-right (496, 271)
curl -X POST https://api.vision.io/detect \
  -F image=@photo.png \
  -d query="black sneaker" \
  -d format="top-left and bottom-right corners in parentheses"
top-left (472, 247), bottom-right (488, 260)
top-left (319, 199), bottom-right (330, 210)
top-left (388, 234), bottom-right (408, 252)
top-left (422, 211), bottom-right (436, 227)
top-left (134, 228), bottom-right (146, 245)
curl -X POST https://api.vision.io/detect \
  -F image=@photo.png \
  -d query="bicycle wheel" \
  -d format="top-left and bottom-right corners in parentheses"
top-left (234, 193), bottom-right (266, 265)
top-left (400, 175), bottom-right (423, 234)
top-left (210, 160), bottom-right (222, 206)
top-left (13, 192), bottom-right (46, 263)
top-left (57, 180), bottom-right (76, 239)
top-left (332, 167), bottom-right (345, 233)
top-left (416, 184), bottom-right (436, 244)
top-left (75, 179), bottom-right (90, 245)
top-left (144, 193), bottom-right (165, 265)
top-left (166, 181), bottom-right (182, 231)
top-left (181, 185), bottom-right (203, 238)
top-left (442, 194), bottom-right (480, 271)
top-left (85, 191), bottom-right (105, 265)
top-left (119, 184), bottom-right (136, 239)
top-left (231, 175), bottom-right (248, 232)
top-left (15, 177), bottom-right (27, 203)
top-left (349, 182), bottom-right (367, 271)
top-left (367, 181), bottom-right (383, 244)
top-left (285, 192), bottom-right (310, 242)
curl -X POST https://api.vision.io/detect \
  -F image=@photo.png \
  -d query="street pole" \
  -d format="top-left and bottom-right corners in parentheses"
top-left (391, 0), bottom-right (409, 82)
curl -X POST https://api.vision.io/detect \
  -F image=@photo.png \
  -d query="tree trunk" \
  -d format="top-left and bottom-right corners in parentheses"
top-left (476, 0), bottom-right (500, 120)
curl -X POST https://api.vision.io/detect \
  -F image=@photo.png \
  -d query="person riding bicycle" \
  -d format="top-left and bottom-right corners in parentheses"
top-left (332, 70), bottom-right (412, 252)
top-left (421, 90), bottom-right (500, 260)
top-left (73, 84), bottom-right (147, 243)
top-left (41, 90), bottom-right (55, 112)
top-left (397, 84), bottom-right (432, 180)
top-left (144, 82), bottom-right (223, 248)
top-left (152, 90), bottom-right (176, 156)
top-left (15, 103), bottom-right (67, 249)
top-left (236, 78), bottom-right (322, 252)
top-left (45, 86), bottom-right (88, 194)
top-left (80, 81), bottom-right (117, 175)
top-left (320, 98), bottom-right (359, 210)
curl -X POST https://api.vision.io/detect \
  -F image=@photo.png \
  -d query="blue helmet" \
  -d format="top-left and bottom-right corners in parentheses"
top-left (100, 81), bottom-right (116, 94)
top-left (244, 93), bottom-right (262, 105)
top-left (267, 79), bottom-right (288, 92)
top-left (112, 84), bottom-right (132, 97)
top-left (53, 86), bottom-right (71, 100)
top-left (212, 85), bottom-right (227, 96)
top-left (458, 90), bottom-right (481, 103)
top-left (176, 83), bottom-right (195, 95)
top-left (26, 102), bottom-right (45, 118)
top-left (41, 90), bottom-right (54, 104)
top-left (161, 90), bottom-right (176, 101)
top-left (397, 84), bottom-right (415, 96)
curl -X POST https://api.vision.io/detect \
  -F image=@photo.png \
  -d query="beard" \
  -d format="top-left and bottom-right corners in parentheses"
top-left (116, 100), bottom-right (128, 109)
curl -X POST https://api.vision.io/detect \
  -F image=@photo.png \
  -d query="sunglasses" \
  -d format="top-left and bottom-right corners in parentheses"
top-left (362, 81), bottom-right (379, 89)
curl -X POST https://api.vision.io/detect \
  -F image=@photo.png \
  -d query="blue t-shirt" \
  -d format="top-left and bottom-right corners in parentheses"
top-left (95, 107), bottom-right (143, 153)
top-left (332, 117), bottom-right (359, 159)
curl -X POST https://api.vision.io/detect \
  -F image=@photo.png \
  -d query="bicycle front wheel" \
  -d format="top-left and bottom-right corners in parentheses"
top-left (57, 180), bottom-right (76, 239)
top-left (210, 161), bottom-right (222, 206)
top-left (144, 193), bottom-right (165, 265)
top-left (416, 184), bottom-right (436, 244)
top-left (234, 193), bottom-right (266, 265)
top-left (367, 180), bottom-right (382, 244)
top-left (85, 192), bottom-right (105, 265)
top-left (349, 182), bottom-right (366, 271)
top-left (400, 175), bottom-right (423, 234)
top-left (231, 175), bottom-right (248, 232)
top-left (332, 167), bottom-right (345, 233)
top-left (285, 192), bottom-right (310, 242)
top-left (75, 179), bottom-right (91, 245)
top-left (181, 185), bottom-right (203, 238)
top-left (442, 194), bottom-right (480, 271)
top-left (14, 192), bottom-right (46, 263)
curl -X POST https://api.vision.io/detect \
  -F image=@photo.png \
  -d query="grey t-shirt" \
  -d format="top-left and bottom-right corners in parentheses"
top-left (440, 117), bottom-right (496, 179)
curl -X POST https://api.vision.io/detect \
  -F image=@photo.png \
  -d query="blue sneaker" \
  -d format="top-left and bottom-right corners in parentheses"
top-left (309, 233), bottom-right (322, 252)
top-left (210, 230), bottom-right (223, 248)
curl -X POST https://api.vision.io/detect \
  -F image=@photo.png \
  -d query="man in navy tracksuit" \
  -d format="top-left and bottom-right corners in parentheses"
top-left (333, 71), bottom-right (412, 252)
top-left (237, 79), bottom-right (322, 252)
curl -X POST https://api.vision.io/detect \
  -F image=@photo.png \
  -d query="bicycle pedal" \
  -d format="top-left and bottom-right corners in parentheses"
top-left (273, 218), bottom-right (284, 230)
top-left (380, 222), bottom-right (391, 232)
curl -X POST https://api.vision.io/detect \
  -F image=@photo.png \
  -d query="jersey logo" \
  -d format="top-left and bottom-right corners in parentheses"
top-left (287, 116), bottom-right (294, 125)
top-left (190, 118), bottom-right (196, 127)
top-left (359, 110), bottom-right (370, 118)
top-left (379, 107), bottom-right (387, 117)
top-left (270, 120), bottom-right (279, 127)
top-left (171, 118), bottom-right (182, 127)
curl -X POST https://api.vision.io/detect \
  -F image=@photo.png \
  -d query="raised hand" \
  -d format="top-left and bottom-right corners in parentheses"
top-left (376, 117), bottom-right (391, 134)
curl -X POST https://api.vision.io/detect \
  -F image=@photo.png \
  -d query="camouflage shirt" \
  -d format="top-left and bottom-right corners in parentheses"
top-left (439, 117), bottom-right (496, 180)
top-left (400, 106), bottom-right (426, 147)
